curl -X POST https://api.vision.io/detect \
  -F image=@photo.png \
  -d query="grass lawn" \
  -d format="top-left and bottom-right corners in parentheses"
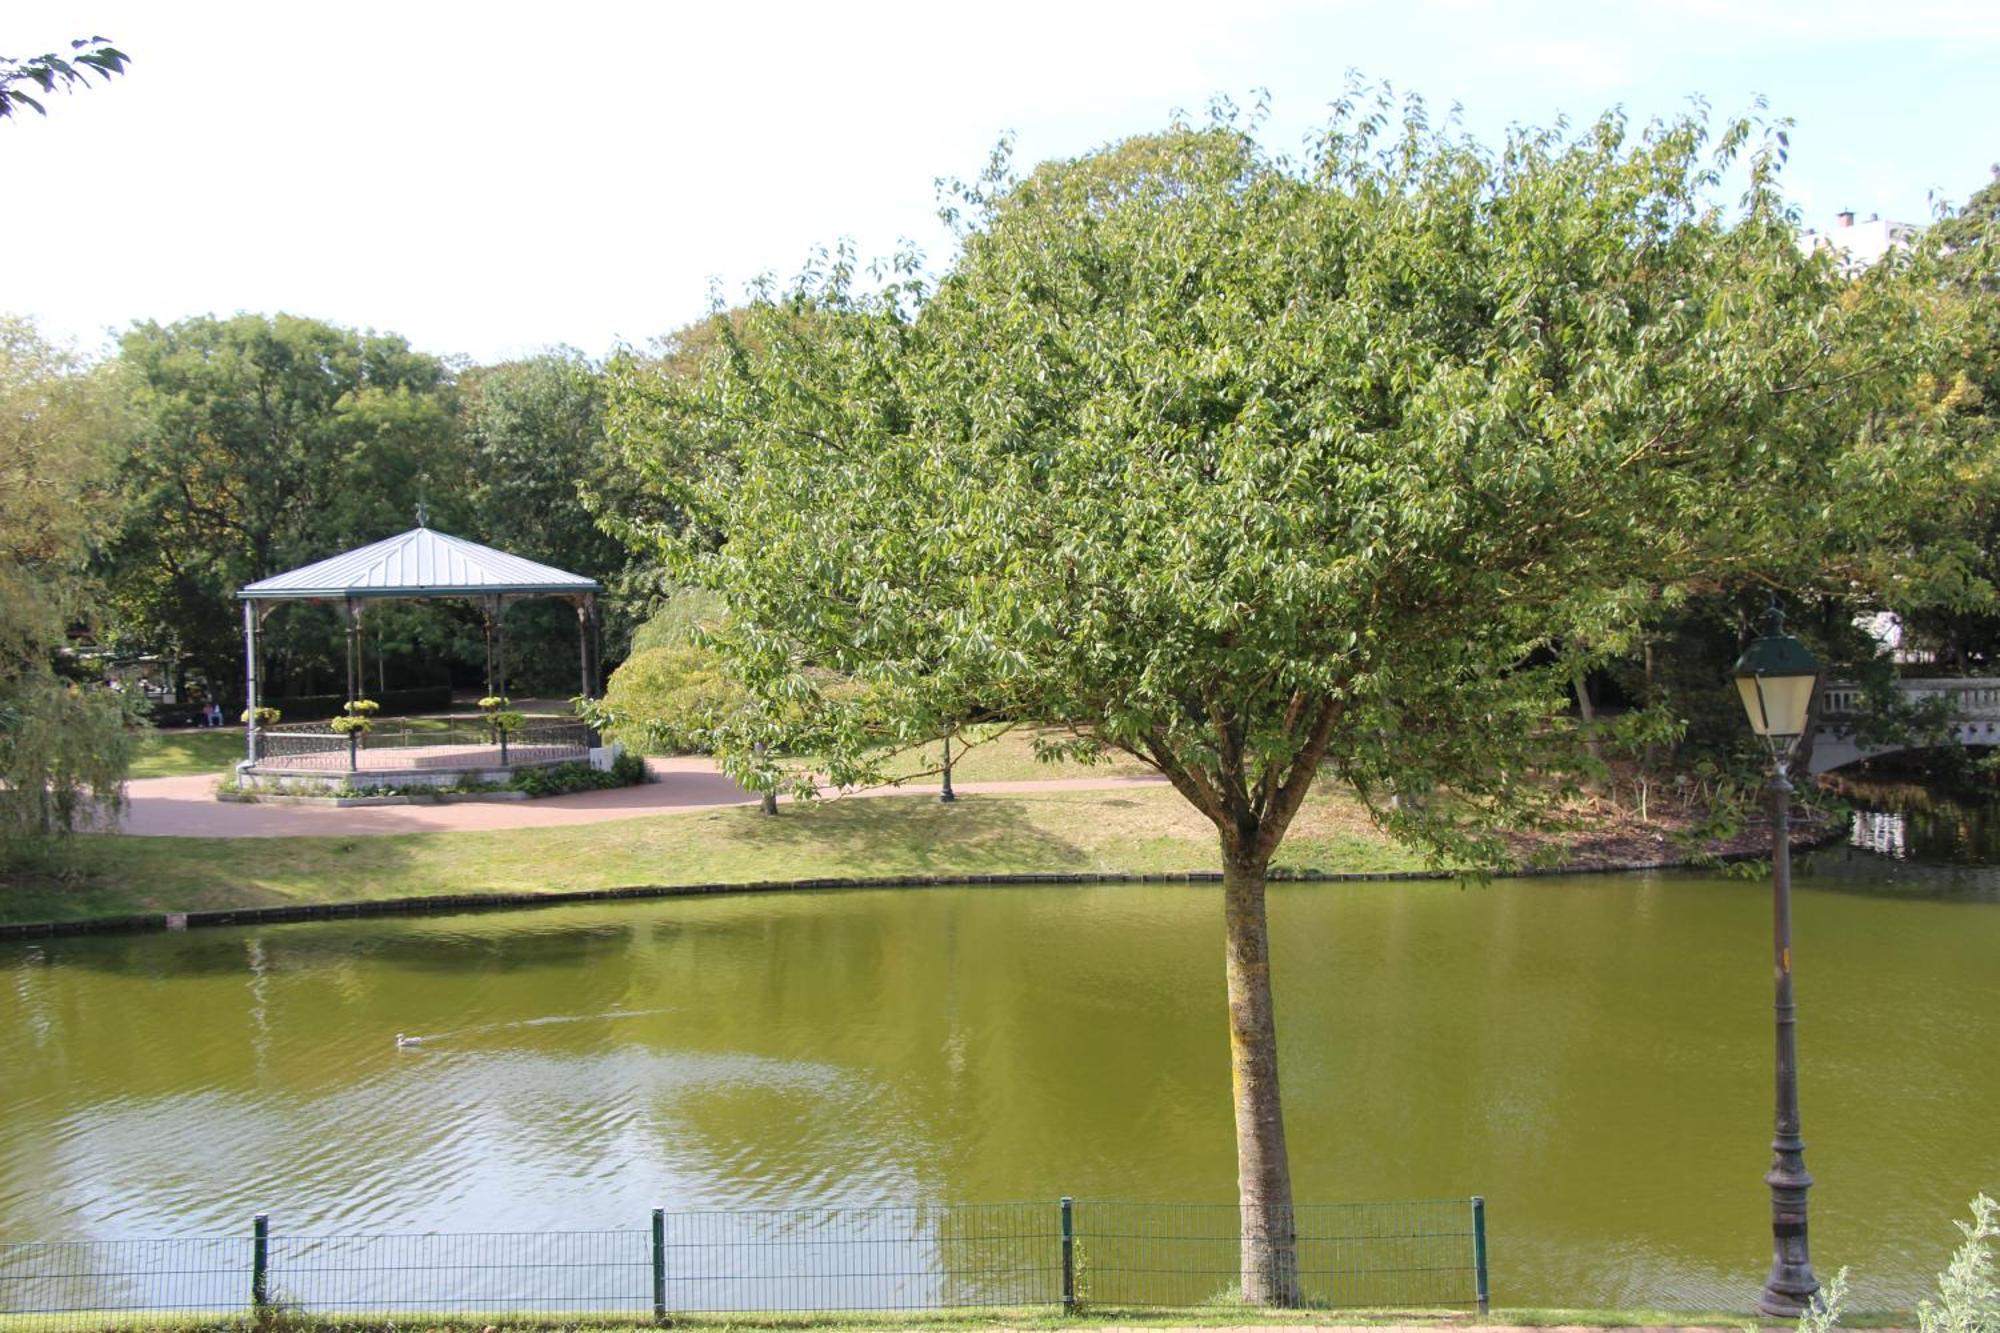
top-left (2, 783), bottom-right (1430, 924)
top-left (128, 727), bottom-right (249, 778)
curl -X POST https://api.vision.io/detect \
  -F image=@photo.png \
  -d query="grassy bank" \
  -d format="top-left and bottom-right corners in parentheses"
top-left (2, 784), bottom-right (1429, 925)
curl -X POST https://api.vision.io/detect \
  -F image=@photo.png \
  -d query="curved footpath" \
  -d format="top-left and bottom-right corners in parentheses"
top-left (120, 756), bottom-right (1171, 838)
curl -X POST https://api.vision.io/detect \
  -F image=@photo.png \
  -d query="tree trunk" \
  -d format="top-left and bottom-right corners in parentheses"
top-left (1573, 667), bottom-right (1606, 792)
top-left (1222, 848), bottom-right (1301, 1306)
top-left (1642, 640), bottom-right (1661, 770)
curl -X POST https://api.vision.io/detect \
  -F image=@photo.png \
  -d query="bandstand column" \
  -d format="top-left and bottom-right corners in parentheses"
top-left (481, 596), bottom-right (499, 698)
top-left (576, 594), bottom-right (598, 700)
top-left (242, 599), bottom-right (261, 766)
top-left (342, 598), bottom-right (362, 703)
top-left (496, 599), bottom-right (509, 699)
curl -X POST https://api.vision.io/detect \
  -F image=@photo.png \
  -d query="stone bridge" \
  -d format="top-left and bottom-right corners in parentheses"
top-left (1808, 677), bottom-right (2000, 773)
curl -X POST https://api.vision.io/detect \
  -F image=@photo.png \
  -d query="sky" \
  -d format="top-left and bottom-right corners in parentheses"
top-left (5, 0), bottom-right (1996, 365)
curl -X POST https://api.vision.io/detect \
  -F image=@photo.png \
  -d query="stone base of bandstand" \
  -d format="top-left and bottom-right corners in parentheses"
top-left (229, 740), bottom-right (600, 798)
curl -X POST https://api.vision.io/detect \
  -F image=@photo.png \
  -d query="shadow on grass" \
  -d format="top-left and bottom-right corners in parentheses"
top-left (702, 791), bottom-right (1095, 878)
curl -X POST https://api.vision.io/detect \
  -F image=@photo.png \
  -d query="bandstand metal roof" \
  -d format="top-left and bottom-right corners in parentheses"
top-left (236, 527), bottom-right (602, 602)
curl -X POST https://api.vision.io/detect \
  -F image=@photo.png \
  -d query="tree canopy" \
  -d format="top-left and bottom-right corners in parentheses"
top-left (0, 37), bottom-right (128, 120)
top-left (604, 93), bottom-right (1938, 1299)
top-left (103, 313), bottom-right (462, 692)
top-left (0, 318), bottom-right (139, 856)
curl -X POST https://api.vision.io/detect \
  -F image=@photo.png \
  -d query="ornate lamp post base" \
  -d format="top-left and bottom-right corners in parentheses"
top-left (1759, 1153), bottom-right (1818, 1316)
top-left (1757, 763), bottom-right (1818, 1319)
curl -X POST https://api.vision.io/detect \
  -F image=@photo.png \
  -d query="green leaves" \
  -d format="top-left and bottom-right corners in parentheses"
top-left (0, 38), bottom-right (129, 121)
top-left (103, 314), bottom-right (460, 689)
top-left (607, 91), bottom-right (1895, 866)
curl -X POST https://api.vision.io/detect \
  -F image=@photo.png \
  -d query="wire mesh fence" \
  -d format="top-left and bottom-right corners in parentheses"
top-left (0, 1235), bottom-right (248, 1329)
top-left (1071, 1198), bottom-right (1485, 1309)
top-left (0, 1198), bottom-right (1487, 1330)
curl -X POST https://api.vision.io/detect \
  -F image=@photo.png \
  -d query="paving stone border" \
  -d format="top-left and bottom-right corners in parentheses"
top-left (216, 790), bottom-right (533, 807)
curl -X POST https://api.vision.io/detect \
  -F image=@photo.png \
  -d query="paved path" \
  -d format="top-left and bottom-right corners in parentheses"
top-left (119, 757), bottom-right (1167, 839)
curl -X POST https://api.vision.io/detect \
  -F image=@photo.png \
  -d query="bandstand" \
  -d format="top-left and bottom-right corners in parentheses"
top-left (234, 525), bottom-right (606, 791)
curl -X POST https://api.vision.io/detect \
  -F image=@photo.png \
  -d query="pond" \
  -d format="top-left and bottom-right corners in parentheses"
top-left (2, 793), bottom-right (1996, 1311)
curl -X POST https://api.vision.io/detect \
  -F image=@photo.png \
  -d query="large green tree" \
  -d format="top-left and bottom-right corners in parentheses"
top-left (455, 349), bottom-right (629, 693)
top-left (103, 313), bottom-right (461, 696)
top-left (607, 97), bottom-right (1927, 1299)
top-left (0, 317), bottom-right (140, 857)
top-left (1863, 169), bottom-right (2000, 674)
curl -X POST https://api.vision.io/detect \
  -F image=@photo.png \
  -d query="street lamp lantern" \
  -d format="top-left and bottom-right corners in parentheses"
top-left (1733, 604), bottom-right (1822, 750)
top-left (1731, 598), bottom-right (1822, 1318)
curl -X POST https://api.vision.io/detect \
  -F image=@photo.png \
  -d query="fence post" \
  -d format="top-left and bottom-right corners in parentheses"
top-left (1060, 1196), bottom-right (1075, 1312)
top-left (1471, 1196), bottom-right (1489, 1316)
top-left (251, 1212), bottom-right (270, 1311)
top-left (651, 1207), bottom-right (667, 1323)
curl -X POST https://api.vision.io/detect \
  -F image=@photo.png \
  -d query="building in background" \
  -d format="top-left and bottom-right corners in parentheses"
top-left (1802, 209), bottom-right (1921, 274)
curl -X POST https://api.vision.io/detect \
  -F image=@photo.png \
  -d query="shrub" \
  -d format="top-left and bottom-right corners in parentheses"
top-left (510, 758), bottom-right (644, 798)
top-left (630, 588), bottom-right (730, 652)
top-left (1796, 1195), bottom-right (1996, 1333)
top-left (241, 706), bottom-right (281, 727)
top-left (1919, 1195), bottom-right (1998, 1333)
top-left (597, 644), bottom-right (747, 754)
top-left (1, 680), bottom-right (142, 862)
top-left (609, 747), bottom-right (647, 785)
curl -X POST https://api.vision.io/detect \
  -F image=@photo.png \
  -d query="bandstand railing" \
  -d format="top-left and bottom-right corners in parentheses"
top-left (252, 721), bottom-right (592, 772)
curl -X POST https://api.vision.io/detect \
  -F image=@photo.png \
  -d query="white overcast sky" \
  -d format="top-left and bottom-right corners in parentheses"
top-left (6, 1), bottom-right (1996, 365)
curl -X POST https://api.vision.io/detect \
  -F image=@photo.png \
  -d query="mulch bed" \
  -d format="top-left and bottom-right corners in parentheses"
top-left (1503, 800), bottom-right (1843, 873)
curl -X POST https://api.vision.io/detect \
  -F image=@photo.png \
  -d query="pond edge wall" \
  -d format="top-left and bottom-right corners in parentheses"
top-left (0, 831), bottom-right (1843, 943)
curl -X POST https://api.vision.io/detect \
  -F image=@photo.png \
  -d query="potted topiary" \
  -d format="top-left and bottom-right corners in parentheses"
top-left (489, 708), bottom-right (526, 762)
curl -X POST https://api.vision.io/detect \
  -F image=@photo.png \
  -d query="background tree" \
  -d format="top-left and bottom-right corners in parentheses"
top-left (0, 37), bottom-right (127, 121)
top-left (0, 317), bottom-right (140, 860)
top-left (606, 94), bottom-right (1935, 1301)
top-left (1931, 163), bottom-right (1999, 283)
top-left (456, 349), bottom-right (629, 693)
top-left (102, 313), bottom-right (461, 699)
top-left (1871, 169), bottom-right (2000, 675)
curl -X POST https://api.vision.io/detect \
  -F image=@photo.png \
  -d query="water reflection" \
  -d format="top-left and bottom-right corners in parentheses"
top-left (1813, 772), bottom-right (2000, 897)
top-left (1850, 809), bottom-right (1909, 859)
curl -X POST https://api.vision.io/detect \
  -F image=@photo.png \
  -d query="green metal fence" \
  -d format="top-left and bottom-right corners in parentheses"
top-left (0, 1198), bottom-right (1488, 1329)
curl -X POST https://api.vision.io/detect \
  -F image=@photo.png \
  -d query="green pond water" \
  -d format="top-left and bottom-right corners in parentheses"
top-left (3, 801), bottom-right (1997, 1311)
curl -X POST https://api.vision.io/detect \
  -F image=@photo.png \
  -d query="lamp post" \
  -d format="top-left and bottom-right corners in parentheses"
top-left (1730, 601), bottom-right (1823, 1318)
top-left (940, 725), bottom-right (957, 803)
